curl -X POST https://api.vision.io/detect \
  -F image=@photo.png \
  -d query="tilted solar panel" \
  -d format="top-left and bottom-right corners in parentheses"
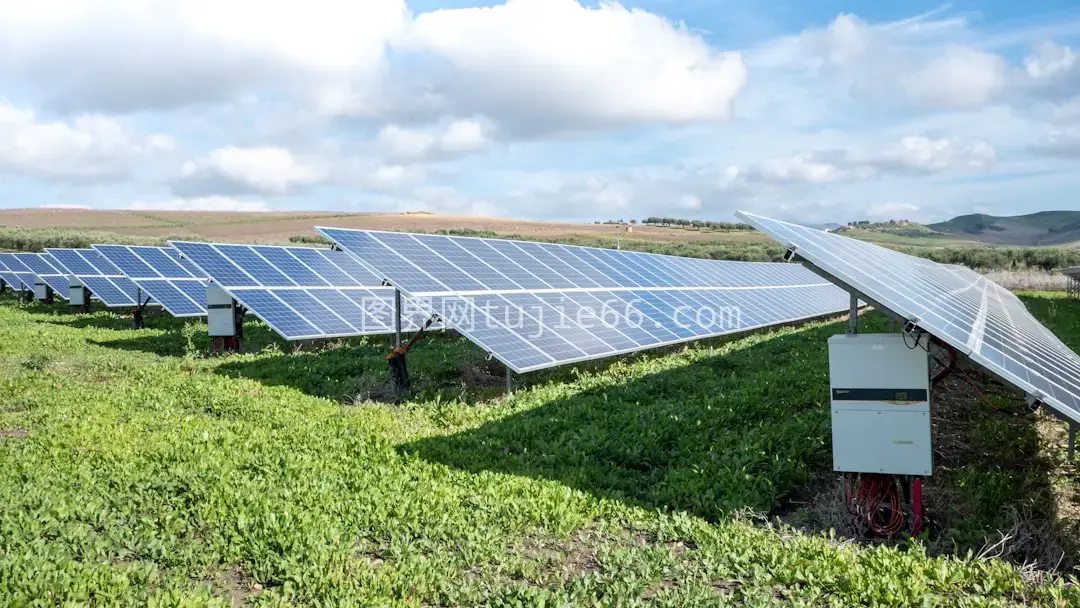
top-left (12, 253), bottom-right (71, 299)
top-left (736, 211), bottom-right (1080, 425)
top-left (92, 245), bottom-right (207, 317)
top-left (168, 242), bottom-right (438, 340)
top-left (316, 228), bottom-right (852, 373)
top-left (0, 254), bottom-right (38, 292)
top-left (0, 256), bottom-right (22, 291)
top-left (45, 248), bottom-right (149, 307)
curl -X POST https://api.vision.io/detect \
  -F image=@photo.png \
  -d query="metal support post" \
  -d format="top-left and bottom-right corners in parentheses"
top-left (506, 365), bottom-right (513, 396)
top-left (394, 289), bottom-right (403, 348)
top-left (847, 293), bottom-right (859, 335)
top-left (1069, 423), bottom-right (1077, 463)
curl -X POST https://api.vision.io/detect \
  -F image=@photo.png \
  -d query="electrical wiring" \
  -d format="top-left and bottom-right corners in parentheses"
top-left (845, 474), bottom-right (906, 537)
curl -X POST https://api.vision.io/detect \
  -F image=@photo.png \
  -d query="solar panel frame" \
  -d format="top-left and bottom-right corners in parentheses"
top-left (23, 253), bottom-right (72, 299)
top-left (316, 227), bottom-right (852, 373)
top-left (0, 256), bottom-right (24, 292)
top-left (92, 245), bottom-right (207, 318)
top-left (737, 210), bottom-right (1080, 425)
top-left (168, 241), bottom-right (439, 340)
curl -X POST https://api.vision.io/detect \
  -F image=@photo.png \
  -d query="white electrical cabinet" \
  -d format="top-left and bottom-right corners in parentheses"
top-left (33, 280), bottom-right (50, 301)
top-left (68, 278), bottom-right (86, 306)
top-left (206, 284), bottom-right (237, 337)
top-left (828, 333), bottom-right (932, 476)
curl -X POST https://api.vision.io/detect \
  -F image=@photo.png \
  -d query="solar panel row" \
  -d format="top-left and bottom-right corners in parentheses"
top-left (93, 245), bottom-right (207, 317)
top-left (169, 242), bottom-right (437, 340)
top-left (45, 248), bottom-right (148, 307)
top-left (737, 210), bottom-right (1080, 426)
top-left (316, 228), bottom-right (852, 372)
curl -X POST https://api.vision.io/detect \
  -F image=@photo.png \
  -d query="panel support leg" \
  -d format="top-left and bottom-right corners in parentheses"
top-left (847, 293), bottom-right (859, 335)
top-left (506, 365), bottom-right (513, 396)
top-left (1069, 423), bottom-right (1077, 463)
top-left (394, 289), bottom-right (403, 348)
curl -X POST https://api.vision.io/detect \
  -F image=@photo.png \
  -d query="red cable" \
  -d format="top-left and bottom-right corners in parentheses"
top-left (847, 474), bottom-right (906, 537)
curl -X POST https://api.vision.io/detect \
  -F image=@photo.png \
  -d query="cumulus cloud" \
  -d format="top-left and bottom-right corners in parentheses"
top-left (0, 0), bottom-right (408, 113)
top-left (0, 101), bottom-right (173, 180)
top-left (800, 14), bottom-right (1007, 108)
top-left (172, 146), bottom-right (326, 196)
top-left (376, 119), bottom-right (492, 161)
top-left (398, 0), bottom-right (747, 133)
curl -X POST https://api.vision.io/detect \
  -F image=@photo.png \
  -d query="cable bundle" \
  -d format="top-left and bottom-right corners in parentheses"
top-left (846, 474), bottom-right (906, 537)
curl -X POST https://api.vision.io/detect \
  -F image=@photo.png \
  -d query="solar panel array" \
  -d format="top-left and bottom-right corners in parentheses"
top-left (0, 254), bottom-right (38, 292)
top-left (736, 210), bottom-right (1080, 425)
top-left (45, 248), bottom-right (148, 308)
top-left (93, 245), bottom-right (208, 317)
top-left (316, 228), bottom-right (851, 372)
top-left (169, 242), bottom-right (438, 340)
top-left (13, 253), bottom-right (71, 299)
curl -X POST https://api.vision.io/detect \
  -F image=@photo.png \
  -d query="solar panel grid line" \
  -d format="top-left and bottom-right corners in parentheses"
top-left (738, 211), bottom-right (1080, 423)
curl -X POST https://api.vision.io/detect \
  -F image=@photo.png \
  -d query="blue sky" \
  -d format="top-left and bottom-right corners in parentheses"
top-left (1, 0), bottom-right (1079, 225)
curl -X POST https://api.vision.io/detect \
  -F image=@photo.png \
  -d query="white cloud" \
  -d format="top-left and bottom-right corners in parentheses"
top-left (0, 101), bottom-right (173, 180)
top-left (1030, 128), bottom-right (1080, 158)
top-left (129, 196), bottom-right (270, 212)
top-left (0, 0), bottom-right (408, 113)
top-left (376, 119), bottom-right (492, 161)
top-left (800, 14), bottom-right (1007, 109)
top-left (904, 46), bottom-right (1007, 108)
top-left (173, 146), bottom-right (326, 196)
top-left (399, 0), bottom-right (747, 133)
top-left (722, 136), bottom-right (995, 187)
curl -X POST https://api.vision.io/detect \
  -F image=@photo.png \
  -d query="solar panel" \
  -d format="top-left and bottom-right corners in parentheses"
top-left (316, 228), bottom-right (852, 373)
top-left (0, 255), bottom-right (23, 292)
top-left (11, 253), bottom-right (71, 299)
top-left (736, 210), bottom-right (1080, 425)
top-left (44, 248), bottom-right (147, 307)
top-left (0, 254), bottom-right (39, 292)
top-left (168, 242), bottom-right (437, 340)
top-left (92, 245), bottom-right (207, 317)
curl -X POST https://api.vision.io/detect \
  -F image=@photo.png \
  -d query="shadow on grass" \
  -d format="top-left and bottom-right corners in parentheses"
top-left (401, 311), bottom-right (1078, 567)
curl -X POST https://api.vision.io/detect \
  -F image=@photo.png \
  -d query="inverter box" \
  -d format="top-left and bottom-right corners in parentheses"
top-left (828, 333), bottom-right (932, 476)
top-left (207, 284), bottom-right (236, 337)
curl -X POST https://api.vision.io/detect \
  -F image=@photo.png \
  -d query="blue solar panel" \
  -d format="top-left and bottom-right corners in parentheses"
top-left (91, 245), bottom-right (158, 278)
top-left (91, 245), bottom-right (206, 317)
top-left (128, 246), bottom-right (193, 278)
top-left (45, 249), bottom-right (100, 276)
top-left (317, 227), bottom-right (852, 372)
top-left (170, 243), bottom-right (258, 287)
top-left (134, 279), bottom-right (204, 317)
top-left (46, 248), bottom-right (144, 307)
top-left (169, 241), bottom-right (438, 340)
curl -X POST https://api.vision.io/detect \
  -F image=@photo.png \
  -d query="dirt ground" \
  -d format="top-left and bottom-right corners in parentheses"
top-left (0, 209), bottom-right (769, 245)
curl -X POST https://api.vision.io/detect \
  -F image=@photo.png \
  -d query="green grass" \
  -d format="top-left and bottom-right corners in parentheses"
top-left (0, 293), bottom-right (1077, 605)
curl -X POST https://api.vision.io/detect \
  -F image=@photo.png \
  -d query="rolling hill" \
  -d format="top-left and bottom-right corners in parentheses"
top-left (929, 211), bottom-right (1080, 247)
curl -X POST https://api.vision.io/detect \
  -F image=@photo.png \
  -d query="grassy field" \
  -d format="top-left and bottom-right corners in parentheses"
top-left (1, 290), bottom-right (1079, 606)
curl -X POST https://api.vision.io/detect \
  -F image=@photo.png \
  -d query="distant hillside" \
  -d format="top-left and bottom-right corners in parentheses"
top-left (929, 211), bottom-right (1080, 246)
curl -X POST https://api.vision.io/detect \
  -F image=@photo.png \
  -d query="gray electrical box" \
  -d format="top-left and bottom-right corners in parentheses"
top-left (829, 333), bottom-right (932, 476)
top-left (68, 278), bottom-right (86, 306)
top-left (33, 280), bottom-right (50, 301)
top-left (207, 284), bottom-right (237, 337)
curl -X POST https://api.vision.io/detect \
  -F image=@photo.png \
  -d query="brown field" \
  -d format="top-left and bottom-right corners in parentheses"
top-left (0, 209), bottom-right (771, 245)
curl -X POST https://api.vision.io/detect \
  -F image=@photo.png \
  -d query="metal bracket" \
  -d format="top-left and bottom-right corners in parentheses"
top-left (1026, 393), bottom-right (1044, 411)
top-left (783, 245), bottom-right (799, 263)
